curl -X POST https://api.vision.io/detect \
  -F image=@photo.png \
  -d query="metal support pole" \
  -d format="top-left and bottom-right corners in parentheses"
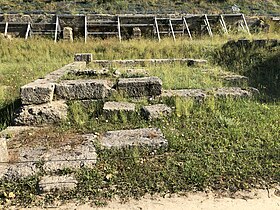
top-left (117, 16), bottom-right (121, 42)
top-left (204, 14), bottom-right (213, 37)
top-left (220, 15), bottom-right (228, 34)
top-left (242, 14), bottom-right (250, 35)
top-left (169, 18), bottom-right (176, 41)
top-left (84, 15), bottom-right (87, 43)
top-left (25, 22), bottom-right (31, 40)
top-left (4, 22), bottom-right (8, 36)
top-left (154, 17), bottom-right (161, 42)
top-left (183, 17), bottom-right (192, 40)
top-left (54, 16), bottom-right (59, 43)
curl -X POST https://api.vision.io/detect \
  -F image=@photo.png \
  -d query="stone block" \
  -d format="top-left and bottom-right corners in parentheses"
top-left (14, 100), bottom-right (68, 126)
top-left (99, 128), bottom-right (168, 148)
top-left (42, 140), bottom-right (97, 172)
top-left (63, 27), bottom-right (73, 42)
top-left (162, 89), bottom-right (207, 101)
top-left (141, 104), bottom-right (172, 120)
top-left (39, 175), bottom-right (77, 192)
top-left (74, 53), bottom-right (92, 63)
top-left (20, 80), bottom-right (55, 105)
top-left (0, 138), bottom-right (8, 178)
top-left (117, 77), bottom-right (162, 97)
top-left (103, 101), bottom-right (136, 116)
top-left (55, 79), bottom-right (112, 100)
top-left (213, 87), bottom-right (259, 98)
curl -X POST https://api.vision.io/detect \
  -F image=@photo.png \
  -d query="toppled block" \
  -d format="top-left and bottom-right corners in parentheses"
top-left (213, 87), bottom-right (259, 98)
top-left (103, 101), bottom-right (136, 116)
top-left (0, 138), bottom-right (8, 178)
top-left (39, 175), bottom-right (77, 192)
top-left (162, 87), bottom-right (258, 101)
top-left (117, 77), bottom-right (162, 97)
top-left (55, 79), bottom-right (112, 100)
top-left (141, 104), bottom-right (172, 120)
top-left (74, 53), bottom-right (92, 63)
top-left (162, 89), bottom-right (207, 101)
top-left (42, 140), bottom-right (97, 172)
top-left (14, 100), bottom-right (68, 126)
top-left (21, 80), bottom-right (55, 105)
top-left (99, 128), bottom-right (168, 148)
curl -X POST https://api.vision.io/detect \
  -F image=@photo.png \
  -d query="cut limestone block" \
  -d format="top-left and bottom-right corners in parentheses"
top-left (74, 53), bottom-right (92, 63)
top-left (213, 87), bottom-right (259, 98)
top-left (14, 100), bottom-right (68, 126)
top-left (117, 77), bottom-right (162, 97)
top-left (162, 87), bottom-right (258, 101)
top-left (0, 138), bottom-right (8, 178)
top-left (162, 89), bottom-right (207, 101)
top-left (20, 80), bottom-right (55, 105)
top-left (42, 140), bottom-right (97, 172)
top-left (99, 128), bottom-right (168, 148)
top-left (103, 101), bottom-right (136, 117)
top-left (39, 175), bottom-right (77, 192)
top-left (141, 104), bottom-right (172, 120)
top-left (55, 79), bottom-right (112, 100)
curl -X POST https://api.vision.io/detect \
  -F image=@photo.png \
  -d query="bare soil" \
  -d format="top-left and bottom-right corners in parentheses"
top-left (16, 187), bottom-right (280, 210)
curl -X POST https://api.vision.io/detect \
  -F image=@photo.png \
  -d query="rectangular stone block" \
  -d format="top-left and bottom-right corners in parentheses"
top-left (74, 53), bottom-right (92, 63)
top-left (141, 104), bottom-right (172, 120)
top-left (55, 79), bottom-right (112, 100)
top-left (20, 80), bottom-right (55, 105)
top-left (99, 128), bottom-right (168, 148)
top-left (103, 101), bottom-right (136, 118)
top-left (117, 77), bottom-right (162, 97)
top-left (0, 138), bottom-right (8, 178)
top-left (39, 175), bottom-right (77, 192)
top-left (13, 100), bottom-right (68, 126)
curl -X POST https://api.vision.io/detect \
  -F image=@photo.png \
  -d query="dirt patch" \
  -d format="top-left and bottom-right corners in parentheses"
top-left (16, 187), bottom-right (280, 210)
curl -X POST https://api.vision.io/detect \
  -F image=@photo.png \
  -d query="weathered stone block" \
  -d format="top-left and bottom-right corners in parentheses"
top-left (213, 87), bottom-right (258, 98)
top-left (20, 80), bottom-right (55, 105)
top-left (99, 128), bottom-right (168, 148)
top-left (74, 53), bottom-right (92, 63)
top-left (63, 27), bottom-right (73, 42)
top-left (42, 141), bottom-right (97, 172)
top-left (162, 89), bottom-right (207, 101)
top-left (141, 104), bottom-right (172, 120)
top-left (55, 79), bottom-right (112, 100)
top-left (0, 138), bottom-right (8, 178)
top-left (39, 175), bottom-right (77, 192)
top-left (103, 101), bottom-right (136, 116)
top-left (117, 77), bottom-right (162, 97)
top-left (14, 100), bottom-right (68, 126)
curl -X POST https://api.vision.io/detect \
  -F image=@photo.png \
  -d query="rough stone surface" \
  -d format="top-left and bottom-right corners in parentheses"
top-left (117, 77), bottom-right (162, 97)
top-left (42, 140), bottom-right (97, 172)
top-left (103, 101), bottom-right (136, 116)
top-left (55, 79), bottom-right (112, 100)
top-left (162, 87), bottom-right (258, 100)
top-left (3, 137), bottom-right (96, 179)
top-left (44, 62), bottom-right (87, 82)
top-left (74, 53), bottom-right (92, 63)
top-left (63, 27), bottom-right (73, 42)
top-left (142, 104), bottom-right (172, 120)
top-left (39, 175), bottom-right (77, 192)
top-left (70, 68), bottom-right (110, 77)
top-left (162, 89), bottom-right (207, 101)
top-left (14, 100), bottom-right (68, 126)
top-left (20, 80), bottom-right (55, 105)
top-left (0, 126), bottom-right (38, 139)
top-left (99, 128), bottom-right (168, 148)
top-left (0, 138), bottom-right (8, 178)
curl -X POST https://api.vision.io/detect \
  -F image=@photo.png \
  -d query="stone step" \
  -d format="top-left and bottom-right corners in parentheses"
top-left (55, 79), bottom-right (113, 100)
top-left (13, 100), bottom-right (68, 126)
top-left (1, 131), bottom-right (97, 179)
top-left (141, 104), bottom-right (172, 120)
top-left (117, 77), bottom-right (162, 97)
top-left (103, 101), bottom-right (136, 117)
top-left (162, 87), bottom-right (259, 101)
top-left (39, 175), bottom-right (77, 192)
top-left (98, 128), bottom-right (168, 148)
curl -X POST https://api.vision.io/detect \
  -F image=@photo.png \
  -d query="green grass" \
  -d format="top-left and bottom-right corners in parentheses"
top-left (0, 0), bottom-right (279, 15)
